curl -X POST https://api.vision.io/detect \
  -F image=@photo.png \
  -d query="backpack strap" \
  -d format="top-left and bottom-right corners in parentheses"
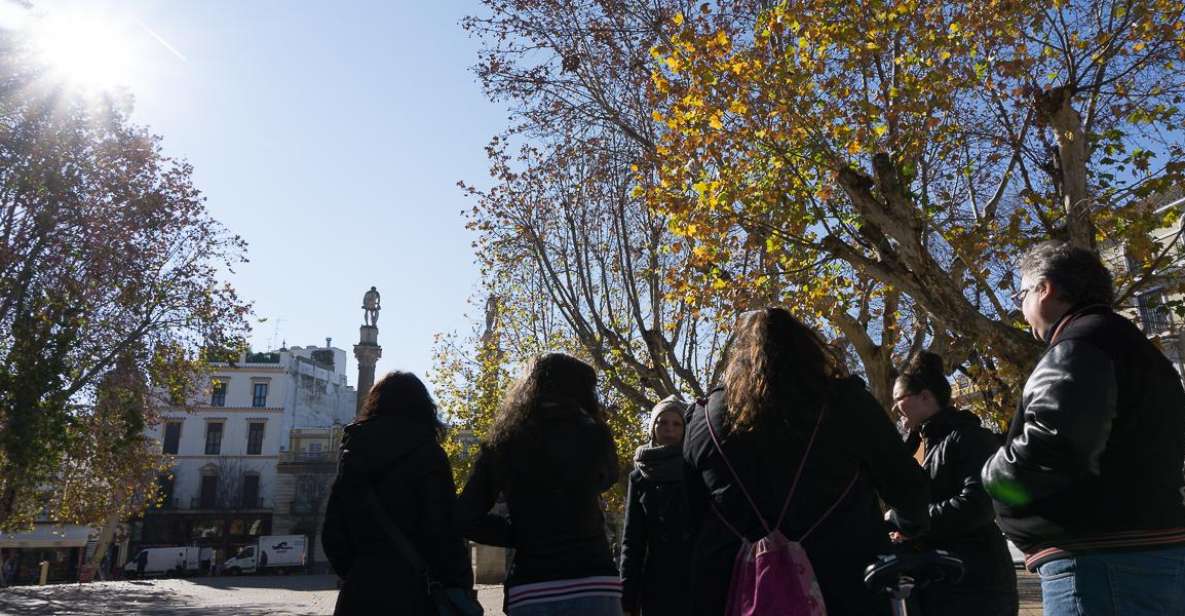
top-left (702, 401), bottom-right (824, 536)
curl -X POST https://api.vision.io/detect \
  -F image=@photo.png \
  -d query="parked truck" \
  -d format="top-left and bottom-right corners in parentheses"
top-left (124, 546), bottom-right (213, 578)
top-left (222, 535), bottom-right (307, 575)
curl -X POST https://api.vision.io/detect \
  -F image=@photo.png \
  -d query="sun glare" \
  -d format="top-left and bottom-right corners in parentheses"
top-left (28, 11), bottom-right (135, 90)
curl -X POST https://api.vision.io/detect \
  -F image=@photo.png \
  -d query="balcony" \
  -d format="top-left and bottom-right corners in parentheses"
top-left (187, 497), bottom-right (268, 511)
top-left (289, 499), bottom-right (322, 515)
top-left (281, 451), bottom-right (334, 463)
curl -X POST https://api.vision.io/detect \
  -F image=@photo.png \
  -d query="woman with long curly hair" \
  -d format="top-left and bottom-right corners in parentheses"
top-left (683, 308), bottom-right (931, 616)
top-left (457, 352), bottom-right (621, 616)
top-left (321, 371), bottom-right (474, 615)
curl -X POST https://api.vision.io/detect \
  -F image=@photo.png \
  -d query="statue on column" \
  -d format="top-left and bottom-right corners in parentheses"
top-left (362, 286), bottom-right (381, 327)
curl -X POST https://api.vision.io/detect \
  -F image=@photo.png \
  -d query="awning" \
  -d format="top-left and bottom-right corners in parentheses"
top-left (0, 524), bottom-right (94, 548)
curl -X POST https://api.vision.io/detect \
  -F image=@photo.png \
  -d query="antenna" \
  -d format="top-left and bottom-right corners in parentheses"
top-left (269, 317), bottom-right (287, 351)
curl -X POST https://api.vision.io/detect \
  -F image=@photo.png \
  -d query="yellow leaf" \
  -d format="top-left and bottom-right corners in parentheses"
top-left (651, 110), bottom-right (664, 122)
top-left (673, 12), bottom-right (684, 26)
top-left (873, 124), bottom-right (888, 137)
top-left (847, 140), bottom-right (863, 155)
top-left (940, 50), bottom-right (952, 61)
top-left (709, 113), bottom-right (723, 130)
top-left (949, 22), bottom-right (960, 34)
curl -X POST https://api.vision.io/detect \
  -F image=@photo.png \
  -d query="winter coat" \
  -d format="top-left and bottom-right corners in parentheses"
top-left (620, 444), bottom-right (695, 616)
top-left (322, 415), bottom-right (473, 616)
top-left (897, 408), bottom-right (1017, 616)
top-left (983, 305), bottom-right (1185, 570)
top-left (684, 377), bottom-right (931, 616)
top-left (456, 401), bottom-right (620, 588)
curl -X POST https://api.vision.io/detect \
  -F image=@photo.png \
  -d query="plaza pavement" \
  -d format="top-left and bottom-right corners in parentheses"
top-left (0, 571), bottom-right (1041, 615)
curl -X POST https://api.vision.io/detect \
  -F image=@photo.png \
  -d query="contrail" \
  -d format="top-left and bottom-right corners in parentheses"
top-left (137, 20), bottom-right (188, 63)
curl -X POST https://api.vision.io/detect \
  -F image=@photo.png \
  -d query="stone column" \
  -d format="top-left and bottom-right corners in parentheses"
top-left (354, 326), bottom-right (381, 417)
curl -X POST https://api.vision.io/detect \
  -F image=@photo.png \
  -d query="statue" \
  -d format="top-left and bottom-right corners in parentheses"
top-left (362, 286), bottom-right (380, 327)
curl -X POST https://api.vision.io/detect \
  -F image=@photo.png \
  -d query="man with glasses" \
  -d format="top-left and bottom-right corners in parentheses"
top-left (983, 240), bottom-right (1185, 615)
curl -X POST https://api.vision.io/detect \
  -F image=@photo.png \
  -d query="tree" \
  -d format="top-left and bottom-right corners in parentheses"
top-left (443, 0), bottom-right (753, 493)
top-left (643, 0), bottom-right (1185, 413)
top-left (0, 35), bottom-right (252, 533)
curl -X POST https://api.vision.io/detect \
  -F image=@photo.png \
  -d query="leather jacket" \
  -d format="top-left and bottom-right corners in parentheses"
top-left (983, 305), bottom-right (1185, 568)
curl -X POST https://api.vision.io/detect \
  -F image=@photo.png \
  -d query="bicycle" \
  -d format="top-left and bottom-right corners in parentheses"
top-left (864, 550), bottom-right (964, 616)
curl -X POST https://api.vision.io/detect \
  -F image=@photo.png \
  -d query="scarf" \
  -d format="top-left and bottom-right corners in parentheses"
top-left (633, 443), bottom-right (684, 482)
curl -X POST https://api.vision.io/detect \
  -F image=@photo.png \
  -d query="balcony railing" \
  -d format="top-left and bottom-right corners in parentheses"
top-left (280, 451), bottom-right (334, 464)
top-left (290, 499), bottom-right (322, 515)
top-left (187, 497), bottom-right (267, 511)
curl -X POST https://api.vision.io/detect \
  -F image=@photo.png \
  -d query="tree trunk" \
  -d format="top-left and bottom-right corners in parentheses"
top-left (80, 509), bottom-right (121, 583)
top-left (1036, 86), bottom-right (1094, 249)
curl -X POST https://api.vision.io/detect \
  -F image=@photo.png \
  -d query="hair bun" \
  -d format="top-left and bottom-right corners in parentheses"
top-left (909, 352), bottom-right (944, 381)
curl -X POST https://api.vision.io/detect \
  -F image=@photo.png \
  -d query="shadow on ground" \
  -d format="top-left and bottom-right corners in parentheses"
top-left (183, 573), bottom-right (338, 592)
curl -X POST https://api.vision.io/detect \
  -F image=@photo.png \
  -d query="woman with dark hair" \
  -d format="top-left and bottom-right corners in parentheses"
top-left (620, 395), bottom-right (694, 616)
top-left (322, 371), bottom-right (475, 615)
top-left (457, 352), bottom-right (622, 616)
top-left (888, 352), bottom-right (1018, 616)
top-left (684, 308), bottom-right (930, 616)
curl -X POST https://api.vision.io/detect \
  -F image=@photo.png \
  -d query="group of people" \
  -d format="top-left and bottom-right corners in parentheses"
top-left (321, 240), bottom-right (1185, 616)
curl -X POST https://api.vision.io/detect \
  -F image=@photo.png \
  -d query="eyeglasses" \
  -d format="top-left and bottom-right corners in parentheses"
top-left (892, 392), bottom-right (919, 410)
top-left (1011, 283), bottom-right (1041, 303)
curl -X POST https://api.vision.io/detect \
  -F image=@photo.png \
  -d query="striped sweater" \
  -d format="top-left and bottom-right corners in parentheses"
top-left (505, 576), bottom-right (623, 610)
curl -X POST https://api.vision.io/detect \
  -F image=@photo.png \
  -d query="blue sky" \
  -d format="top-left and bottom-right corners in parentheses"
top-left (9, 1), bottom-right (506, 389)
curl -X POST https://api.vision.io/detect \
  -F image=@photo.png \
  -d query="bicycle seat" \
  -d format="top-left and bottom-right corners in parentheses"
top-left (863, 550), bottom-right (965, 592)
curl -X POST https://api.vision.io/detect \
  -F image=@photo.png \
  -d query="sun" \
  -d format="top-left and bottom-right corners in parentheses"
top-left (26, 10), bottom-right (135, 90)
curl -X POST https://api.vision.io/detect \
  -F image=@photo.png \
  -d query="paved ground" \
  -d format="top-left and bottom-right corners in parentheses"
top-left (0, 572), bottom-right (1040, 615)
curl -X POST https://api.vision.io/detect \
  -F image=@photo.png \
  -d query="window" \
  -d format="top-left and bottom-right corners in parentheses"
top-left (242, 474), bottom-right (260, 509)
top-left (204, 422), bottom-right (224, 455)
top-left (162, 421), bottom-right (182, 455)
top-left (246, 422), bottom-right (265, 455)
top-left (199, 475), bottom-right (219, 509)
top-left (210, 381), bottom-right (227, 407)
top-left (252, 383), bottom-right (268, 407)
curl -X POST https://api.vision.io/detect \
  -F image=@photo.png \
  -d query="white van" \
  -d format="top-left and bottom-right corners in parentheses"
top-left (124, 546), bottom-right (212, 578)
top-left (223, 535), bottom-right (307, 574)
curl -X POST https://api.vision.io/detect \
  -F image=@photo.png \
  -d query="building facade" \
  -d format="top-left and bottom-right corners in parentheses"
top-left (133, 343), bottom-right (356, 569)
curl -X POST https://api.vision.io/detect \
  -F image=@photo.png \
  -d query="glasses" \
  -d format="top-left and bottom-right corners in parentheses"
top-left (1011, 283), bottom-right (1041, 303)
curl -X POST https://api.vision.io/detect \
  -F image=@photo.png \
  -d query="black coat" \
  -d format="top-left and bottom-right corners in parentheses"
top-left (620, 456), bottom-right (695, 616)
top-left (898, 408), bottom-right (1017, 616)
top-left (322, 416), bottom-right (473, 616)
top-left (684, 377), bottom-right (931, 616)
top-left (457, 402), bottom-right (619, 588)
top-left (983, 305), bottom-right (1185, 569)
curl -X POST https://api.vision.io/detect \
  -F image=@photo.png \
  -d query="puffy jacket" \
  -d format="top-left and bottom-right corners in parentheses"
top-left (322, 415), bottom-right (473, 616)
top-left (983, 304), bottom-right (1185, 570)
top-left (619, 455), bottom-right (695, 616)
top-left (895, 408), bottom-right (1017, 616)
top-left (684, 377), bottom-right (931, 616)
top-left (456, 401), bottom-right (619, 587)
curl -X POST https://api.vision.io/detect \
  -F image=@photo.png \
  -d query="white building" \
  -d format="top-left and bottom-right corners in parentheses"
top-left (134, 342), bottom-right (356, 564)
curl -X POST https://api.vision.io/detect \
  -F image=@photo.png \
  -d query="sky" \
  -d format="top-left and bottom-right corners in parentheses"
top-left (4, 1), bottom-right (508, 391)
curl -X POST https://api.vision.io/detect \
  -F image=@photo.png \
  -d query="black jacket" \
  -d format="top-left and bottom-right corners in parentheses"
top-left (322, 416), bottom-right (473, 616)
top-left (620, 451), bottom-right (695, 616)
top-left (457, 402), bottom-right (619, 587)
top-left (983, 305), bottom-right (1185, 568)
top-left (897, 408), bottom-right (1017, 616)
top-left (684, 377), bottom-right (931, 616)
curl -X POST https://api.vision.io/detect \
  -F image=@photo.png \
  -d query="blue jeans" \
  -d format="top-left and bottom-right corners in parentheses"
top-left (509, 596), bottom-right (624, 616)
top-left (1038, 544), bottom-right (1185, 615)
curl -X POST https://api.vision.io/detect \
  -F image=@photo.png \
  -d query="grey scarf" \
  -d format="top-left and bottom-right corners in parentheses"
top-left (633, 443), bottom-right (684, 482)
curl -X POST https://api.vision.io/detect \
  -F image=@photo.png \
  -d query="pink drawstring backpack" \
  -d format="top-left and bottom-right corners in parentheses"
top-left (704, 403), bottom-right (858, 616)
